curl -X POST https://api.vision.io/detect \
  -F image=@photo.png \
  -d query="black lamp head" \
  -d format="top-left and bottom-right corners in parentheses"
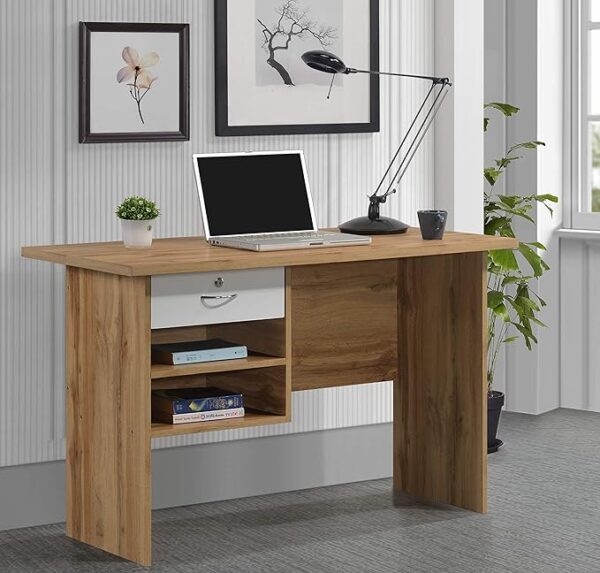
top-left (301, 50), bottom-right (348, 74)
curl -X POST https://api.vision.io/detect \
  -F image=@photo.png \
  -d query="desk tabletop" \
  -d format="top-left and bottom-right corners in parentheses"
top-left (22, 229), bottom-right (518, 276)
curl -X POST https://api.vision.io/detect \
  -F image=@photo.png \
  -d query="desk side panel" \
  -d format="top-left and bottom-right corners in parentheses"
top-left (395, 253), bottom-right (487, 512)
top-left (66, 267), bottom-right (152, 565)
top-left (290, 261), bottom-right (398, 391)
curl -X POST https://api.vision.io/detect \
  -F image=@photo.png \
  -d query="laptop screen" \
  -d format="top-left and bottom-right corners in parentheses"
top-left (194, 152), bottom-right (316, 237)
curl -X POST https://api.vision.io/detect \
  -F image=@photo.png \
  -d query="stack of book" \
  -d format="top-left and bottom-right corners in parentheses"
top-left (152, 387), bottom-right (245, 425)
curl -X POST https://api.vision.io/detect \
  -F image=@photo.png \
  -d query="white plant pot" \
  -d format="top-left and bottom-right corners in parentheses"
top-left (120, 218), bottom-right (157, 249)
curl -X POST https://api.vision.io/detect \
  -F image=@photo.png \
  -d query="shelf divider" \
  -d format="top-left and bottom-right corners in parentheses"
top-left (150, 354), bottom-right (287, 380)
top-left (151, 410), bottom-right (289, 438)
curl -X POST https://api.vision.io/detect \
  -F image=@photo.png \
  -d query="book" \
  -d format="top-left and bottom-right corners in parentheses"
top-left (157, 407), bottom-right (245, 425)
top-left (152, 387), bottom-right (244, 417)
top-left (151, 338), bottom-right (248, 365)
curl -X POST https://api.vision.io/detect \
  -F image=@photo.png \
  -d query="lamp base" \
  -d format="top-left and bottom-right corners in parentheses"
top-left (338, 216), bottom-right (409, 236)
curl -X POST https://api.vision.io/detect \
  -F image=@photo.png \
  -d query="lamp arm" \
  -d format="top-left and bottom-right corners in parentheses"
top-left (379, 82), bottom-right (450, 199)
top-left (385, 86), bottom-right (450, 193)
top-left (371, 82), bottom-right (436, 198)
top-left (346, 68), bottom-right (451, 86)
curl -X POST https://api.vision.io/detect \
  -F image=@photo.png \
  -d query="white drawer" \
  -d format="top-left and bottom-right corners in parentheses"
top-left (151, 268), bottom-right (285, 329)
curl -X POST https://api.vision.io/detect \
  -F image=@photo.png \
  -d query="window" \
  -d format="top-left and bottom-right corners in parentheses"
top-left (572, 0), bottom-right (600, 228)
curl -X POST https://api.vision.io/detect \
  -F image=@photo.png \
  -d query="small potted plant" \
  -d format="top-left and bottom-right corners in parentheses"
top-left (484, 102), bottom-right (558, 452)
top-left (116, 196), bottom-right (160, 249)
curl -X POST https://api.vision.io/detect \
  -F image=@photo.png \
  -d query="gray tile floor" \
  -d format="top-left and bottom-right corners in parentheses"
top-left (0, 409), bottom-right (599, 572)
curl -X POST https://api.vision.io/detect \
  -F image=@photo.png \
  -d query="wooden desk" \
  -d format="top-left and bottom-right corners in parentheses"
top-left (22, 229), bottom-right (516, 565)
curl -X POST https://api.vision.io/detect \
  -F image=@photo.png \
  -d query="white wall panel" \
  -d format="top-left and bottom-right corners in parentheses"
top-left (0, 0), bottom-right (433, 467)
top-left (561, 239), bottom-right (600, 412)
top-left (484, 0), bottom-right (563, 414)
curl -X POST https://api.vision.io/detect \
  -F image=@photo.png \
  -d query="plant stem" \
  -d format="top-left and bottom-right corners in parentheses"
top-left (131, 71), bottom-right (145, 124)
top-left (136, 99), bottom-right (145, 124)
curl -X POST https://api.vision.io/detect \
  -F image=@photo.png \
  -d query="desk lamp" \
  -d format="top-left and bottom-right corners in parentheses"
top-left (301, 50), bottom-right (452, 235)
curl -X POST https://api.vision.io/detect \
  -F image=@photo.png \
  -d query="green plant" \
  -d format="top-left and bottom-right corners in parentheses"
top-left (116, 196), bottom-right (160, 221)
top-left (484, 102), bottom-right (558, 391)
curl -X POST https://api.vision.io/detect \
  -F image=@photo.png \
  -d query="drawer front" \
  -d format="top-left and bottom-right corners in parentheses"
top-left (151, 268), bottom-right (285, 329)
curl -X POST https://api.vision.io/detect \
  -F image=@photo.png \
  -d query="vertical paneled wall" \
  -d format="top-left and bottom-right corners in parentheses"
top-left (561, 239), bottom-right (600, 412)
top-left (0, 0), bottom-right (434, 467)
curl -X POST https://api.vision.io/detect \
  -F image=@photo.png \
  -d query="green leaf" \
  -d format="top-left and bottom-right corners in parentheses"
top-left (115, 195), bottom-right (160, 220)
top-left (498, 195), bottom-right (520, 208)
top-left (502, 336), bottom-right (519, 344)
top-left (494, 204), bottom-right (535, 223)
top-left (516, 296), bottom-right (541, 313)
top-left (488, 290), bottom-right (505, 309)
top-left (508, 141), bottom-right (546, 154)
top-left (489, 248), bottom-right (520, 271)
top-left (530, 291), bottom-right (548, 307)
top-left (518, 243), bottom-right (546, 277)
top-left (492, 303), bottom-right (511, 322)
top-left (514, 323), bottom-right (538, 346)
top-left (534, 194), bottom-right (559, 203)
top-left (528, 241), bottom-right (547, 251)
top-left (485, 216), bottom-right (511, 236)
top-left (485, 167), bottom-right (502, 186)
top-left (484, 102), bottom-right (520, 117)
top-left (498, 226), bottom-right (516, 239)
top-left (484, 117), bottom-right (490, 132)
top-left (501, 275), bottom-right (532, 286)
top-left (496, 156), bottom-right (522, 169)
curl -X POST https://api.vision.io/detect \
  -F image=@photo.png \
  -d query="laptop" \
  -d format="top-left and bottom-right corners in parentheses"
top-left (192, 151), bottom-right (372, 252)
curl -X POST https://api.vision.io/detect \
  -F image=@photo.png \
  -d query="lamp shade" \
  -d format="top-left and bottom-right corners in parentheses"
top-left (301, 50), bottom-right (348, 74)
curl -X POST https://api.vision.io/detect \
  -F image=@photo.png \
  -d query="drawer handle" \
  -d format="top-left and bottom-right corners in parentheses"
top-left (200, 293), bottom-right (238, 308)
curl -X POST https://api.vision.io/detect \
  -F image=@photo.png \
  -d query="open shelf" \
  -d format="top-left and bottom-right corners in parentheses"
top-left (150, 354), bottom-right (287, 380)
top-left (151, 409), bottom-right (289, 438)
top-left (150, 318), bottom-right (291, 437)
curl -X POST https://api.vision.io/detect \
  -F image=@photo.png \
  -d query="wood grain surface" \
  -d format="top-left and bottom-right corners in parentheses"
top-left (151, 410), bottom-right (289, 438)
top-left (290, 261), bottom-right (398, 391)
top-left (22, 229), bottom-right (518, 276)
top-left (394, 253), bottom-right (488, 513)
top-left (66, 267), bottom-right (152, 565)
top-left (150, 355), bottom-right (287, 380)
top-left (209, 366), bottom-right (288, 416)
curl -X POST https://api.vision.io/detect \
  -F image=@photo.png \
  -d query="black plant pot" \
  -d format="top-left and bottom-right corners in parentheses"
top-left (487, 390), bottom-right (505, 454)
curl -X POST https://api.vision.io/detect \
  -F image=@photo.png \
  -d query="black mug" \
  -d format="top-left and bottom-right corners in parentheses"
top-left (417, 210), bottom-right (448, 240)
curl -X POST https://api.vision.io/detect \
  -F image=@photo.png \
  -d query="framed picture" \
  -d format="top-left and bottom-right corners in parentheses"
top-left (215, 0), bottom-right (379, 136)
top-left (79, 22), bottom-right (190, 143)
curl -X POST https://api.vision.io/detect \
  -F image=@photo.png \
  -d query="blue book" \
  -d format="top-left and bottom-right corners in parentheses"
top-left (151, 338), bottom-right (248, 365)
top-left (152, 387), bottom-right (244, 417)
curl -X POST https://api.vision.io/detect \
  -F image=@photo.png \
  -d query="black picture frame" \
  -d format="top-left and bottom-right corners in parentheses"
top-left (214, 0), bottom-right (380, 137)
top-left (79, 22), bottom-right (190, 143)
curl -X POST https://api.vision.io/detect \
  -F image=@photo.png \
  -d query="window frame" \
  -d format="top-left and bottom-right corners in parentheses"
top-left (570, 0), bottom-right (600, 229)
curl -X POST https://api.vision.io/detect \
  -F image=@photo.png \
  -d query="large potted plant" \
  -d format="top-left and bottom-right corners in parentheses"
top-left (484, 102), bottom-right (558, 453)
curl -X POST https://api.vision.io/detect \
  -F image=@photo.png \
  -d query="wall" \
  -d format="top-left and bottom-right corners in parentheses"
top-left (434, 0), bottom-right (484, 234)
top-left (484, 0), bottom-right (508, 393)
top-left (487, 1), bottom-right (600, 415)
top-left (0, 423), bottom-right (393, 531)
top-left (484, 0), bottom-right (564, 413)
top-left (558, 2), bottom-right (600, 413)
top-left (560, 235), bottom-right (600, 411)
top-left (0, 0), bottom-right (434, 468)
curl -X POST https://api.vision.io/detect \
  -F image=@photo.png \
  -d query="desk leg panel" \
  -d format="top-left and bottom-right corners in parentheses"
top-left (395, 253), bottom-right (487, 513)
top-left (66, 267), bottom-right (152, 565)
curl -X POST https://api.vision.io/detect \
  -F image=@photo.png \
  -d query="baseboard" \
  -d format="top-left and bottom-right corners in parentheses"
top-left (0, 423), bottom-right (392, 532)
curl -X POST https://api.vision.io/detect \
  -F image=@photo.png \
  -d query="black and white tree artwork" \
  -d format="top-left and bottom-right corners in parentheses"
top-left (256, 0), bottom-right (337, 86)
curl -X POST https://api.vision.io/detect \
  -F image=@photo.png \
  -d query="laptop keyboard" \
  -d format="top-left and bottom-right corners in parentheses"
top-left (240, 232), bottom-right (341, 242)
